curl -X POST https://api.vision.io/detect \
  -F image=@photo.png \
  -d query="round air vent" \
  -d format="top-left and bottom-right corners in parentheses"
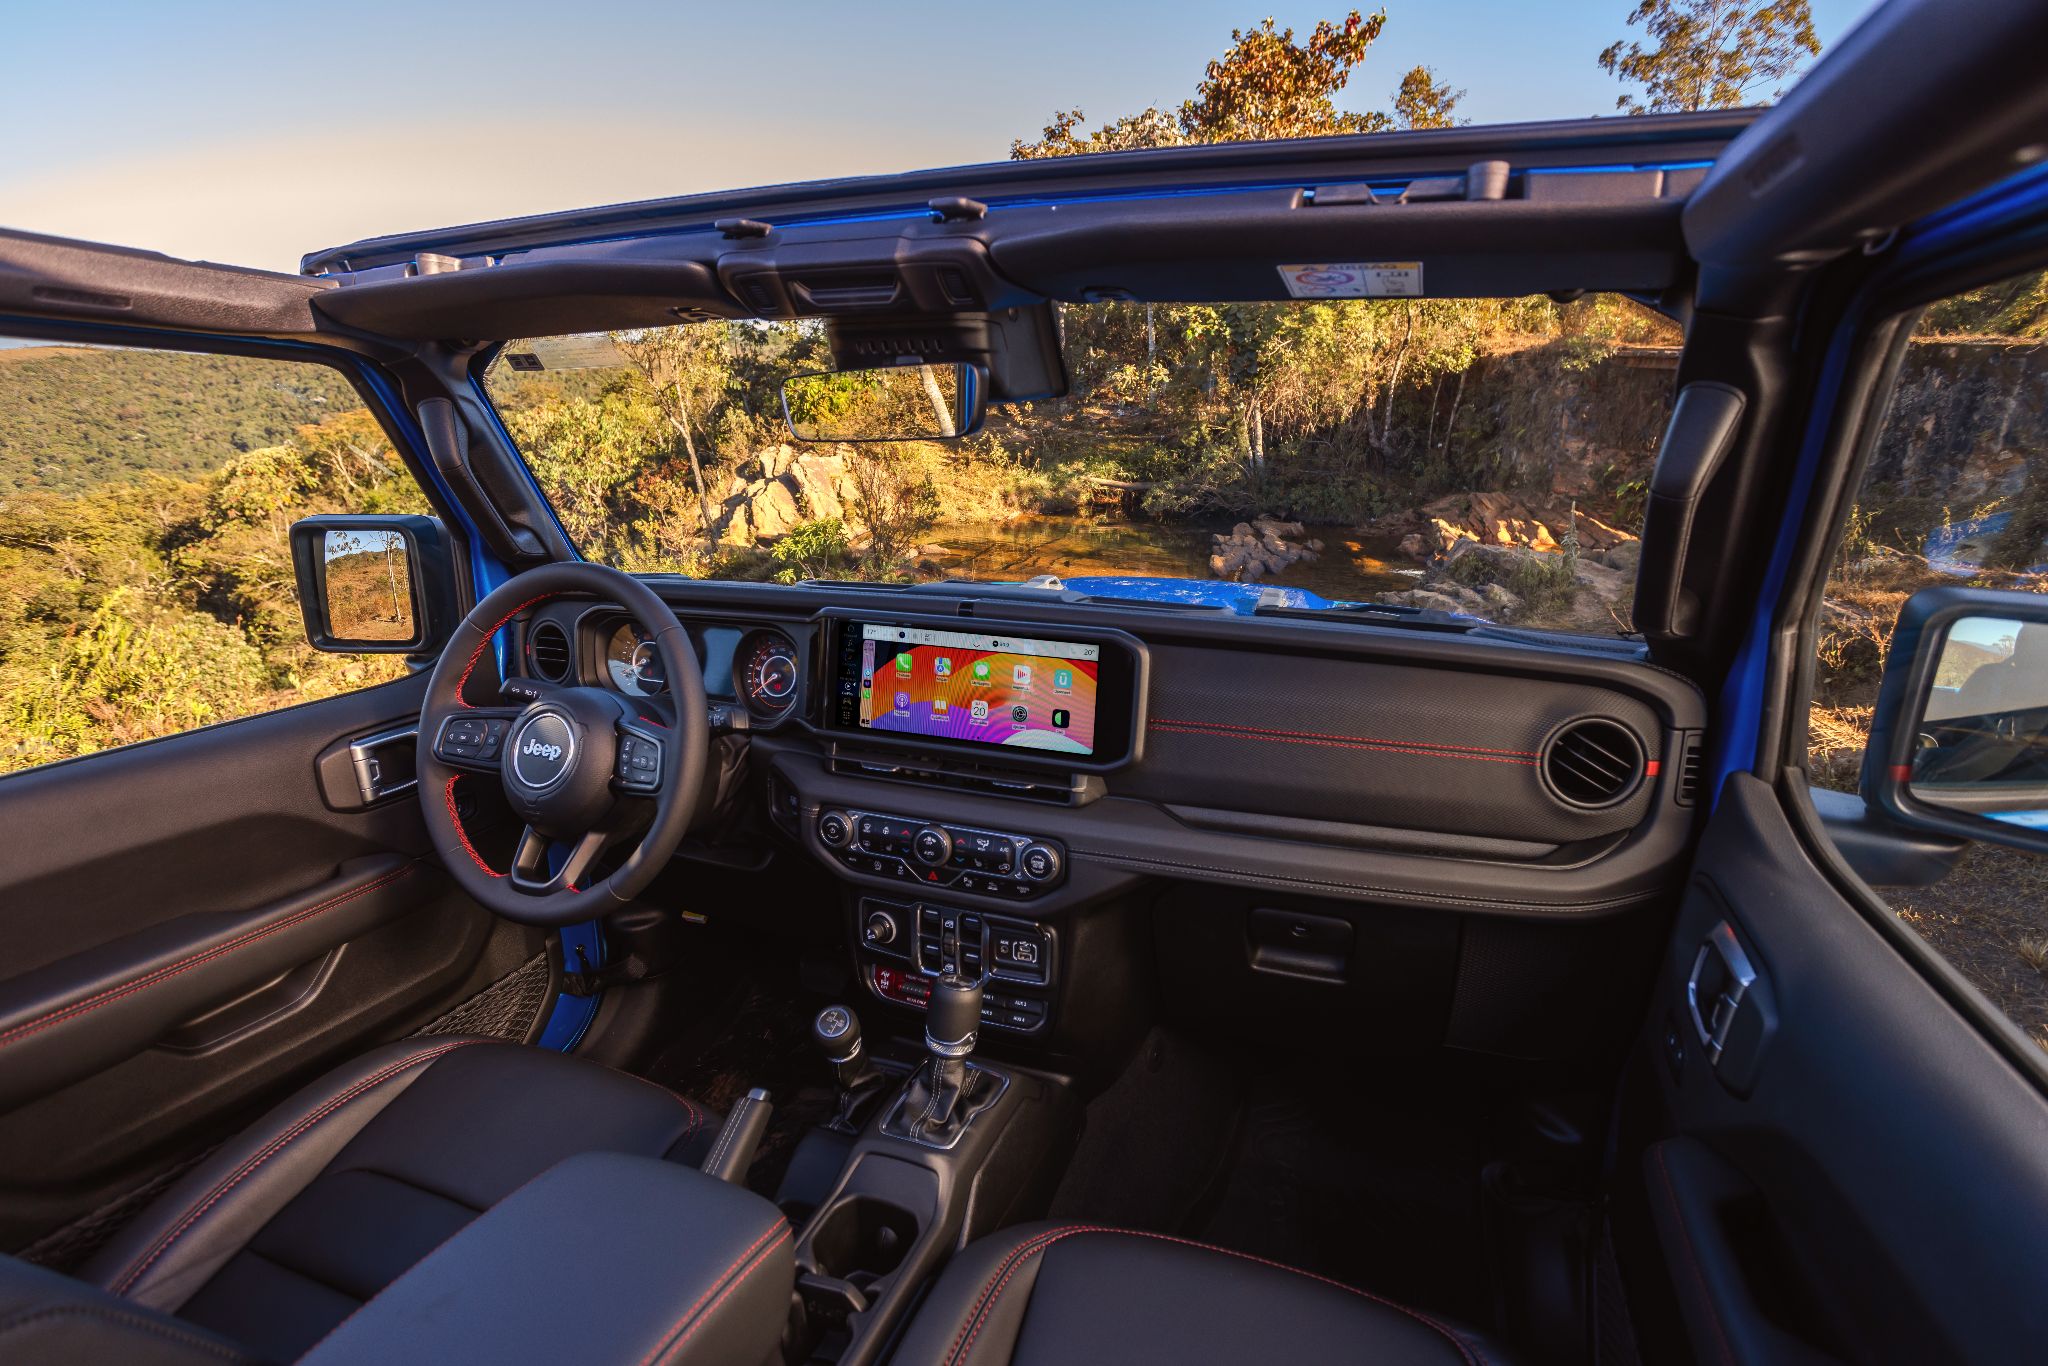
top-left (528, 621), bottom-right (572, 683)
top-left (1541, 718), bottom-right (1646, 809)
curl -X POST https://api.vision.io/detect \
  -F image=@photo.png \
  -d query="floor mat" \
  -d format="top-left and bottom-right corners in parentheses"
top-left (1046, 1028), bottom-right (1243, 1232)
top-left (1191, 1070), bottom-right (1490, 1326)
top-left (1048, 1029), bottom-right (1492, 1327)
top-left (641, 976), bottom-right (842, 1199)
top-left (410, 952), bottom-right (552, 1042)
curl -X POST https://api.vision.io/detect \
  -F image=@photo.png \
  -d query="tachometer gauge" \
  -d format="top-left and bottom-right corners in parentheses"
top-left (738, 630), bottom-right (800, 719)
top-left (605, 622), bottom-right (667, 696)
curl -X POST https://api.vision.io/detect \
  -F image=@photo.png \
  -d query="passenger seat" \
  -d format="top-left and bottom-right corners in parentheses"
top-left (890, 1223), bottom-right (1505, 1365)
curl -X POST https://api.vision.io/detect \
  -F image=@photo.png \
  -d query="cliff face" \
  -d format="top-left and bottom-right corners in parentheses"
top-left (1865, 341), bottom-right (2048, 504)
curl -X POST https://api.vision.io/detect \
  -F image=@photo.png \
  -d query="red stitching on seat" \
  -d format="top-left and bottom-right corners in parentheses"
top-left (1150, 721), bottom-right (1536, 767)
top-left (444, 776), bottom-right (504, 878)
top-left (1151, 716), bottom-right (1538, 758)
top-left (0, 864), bottom-right (417, 1052)
top-left (453, 594), bottom-right (549, 709)
top-left (945, 1225), bottom-right (1482, 1366)
top-left (110, 1039), bottom-right (489, 1296)
top-left (637, 1220), bottom-right (791, 1366)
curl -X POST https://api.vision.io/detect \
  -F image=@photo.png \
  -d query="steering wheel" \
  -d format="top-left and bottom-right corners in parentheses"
top-left (416, 563), bottom-right (707, 926)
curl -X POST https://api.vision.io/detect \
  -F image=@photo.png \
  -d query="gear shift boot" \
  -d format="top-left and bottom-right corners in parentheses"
top-left (881, 971), bottom-right (1006, 1147)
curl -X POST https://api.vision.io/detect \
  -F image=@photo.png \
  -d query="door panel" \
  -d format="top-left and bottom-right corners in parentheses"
top-left (0, 671), bottom-right (528, 1254)
top-left (1642, 775), bottom-right (2048, 1364)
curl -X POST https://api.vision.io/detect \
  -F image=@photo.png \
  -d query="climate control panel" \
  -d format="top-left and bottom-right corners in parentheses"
top-left (817, 809), bottom-right (1066, 900)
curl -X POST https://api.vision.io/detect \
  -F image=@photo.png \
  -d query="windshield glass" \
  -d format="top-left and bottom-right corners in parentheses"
top-left (483, 295), bottom-right (1677, 633)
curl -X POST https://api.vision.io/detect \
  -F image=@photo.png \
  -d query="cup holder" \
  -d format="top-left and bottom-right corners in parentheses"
top-left (808, 1194), bottom-right (920, 1284)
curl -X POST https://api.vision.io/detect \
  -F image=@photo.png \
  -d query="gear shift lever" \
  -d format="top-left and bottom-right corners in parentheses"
top-left (920, 973), bottom-right (983, 1126)
top-left (811, 1004), bottom-right (875, 1092)
top-left (882, 972), bottom-right (999, 1145)
top-left (811, 1004), bottom-right (884, 1133)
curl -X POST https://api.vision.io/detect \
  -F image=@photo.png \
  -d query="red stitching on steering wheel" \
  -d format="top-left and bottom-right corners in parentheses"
top-left (454, 594), bottom-right (548, 709)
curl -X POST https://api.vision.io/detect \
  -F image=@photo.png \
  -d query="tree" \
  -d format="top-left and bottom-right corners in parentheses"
top-left (1392, 66), bottom-right (1465, 129)
top-left (1010, 10), bottom-right (1391, 158)
top-left (1179, 12), bottom-right (1391, 141)
top-left (611, 327), bottom-right (733, 534)
top-left (1599, 0), bottom-right (1820, 113)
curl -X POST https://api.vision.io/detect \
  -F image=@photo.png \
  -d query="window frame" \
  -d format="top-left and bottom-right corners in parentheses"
top-left (0, 315), bottom-right (473, 777)
top-left (1767, 215), bottom-right (2048, 1092)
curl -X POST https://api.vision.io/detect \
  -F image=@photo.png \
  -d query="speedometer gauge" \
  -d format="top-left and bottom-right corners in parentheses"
top-left (604, 622), bottom-right (667, 697)
top-left (738, 629), bottom-right (800, 719)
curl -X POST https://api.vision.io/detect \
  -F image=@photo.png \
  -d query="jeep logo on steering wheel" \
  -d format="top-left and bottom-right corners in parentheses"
top-left (508, 712), bottom-right (575, 790)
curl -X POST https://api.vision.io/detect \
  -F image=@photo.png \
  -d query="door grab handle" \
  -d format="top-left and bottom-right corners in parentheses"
top-left (349, 724), bottom-right (419, 805)
top-left (1687, 920), bottom-right (1757, 1065)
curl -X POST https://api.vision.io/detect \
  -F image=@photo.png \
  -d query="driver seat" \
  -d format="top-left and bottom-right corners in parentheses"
top-left (68, 1036), bottom-right (722, 1362)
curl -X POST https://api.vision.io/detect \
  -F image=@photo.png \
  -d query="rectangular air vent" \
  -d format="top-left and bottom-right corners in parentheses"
top-left (1674, 731), bottom-right (1705, 807)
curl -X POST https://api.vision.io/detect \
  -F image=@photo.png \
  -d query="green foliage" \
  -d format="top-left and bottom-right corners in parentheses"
top-left (0, 350), bottom-right (420, 776)
top-left (1919, 268), bottom-right (2048, 340)
top-left (1392, 65), bottom-right (1465, 129)
top-left (1599, 0), bottom-right (1820, 113)
top-left (1011, 9), bottom-right (1397, 157)
top-left (770, 518), bottom-right (854, 582)
top-left (0, 347), bottom-right (361, 493)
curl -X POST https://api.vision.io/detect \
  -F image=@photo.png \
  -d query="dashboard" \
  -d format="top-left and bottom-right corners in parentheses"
top-left (507, 583), bottom-right (1707, 1053)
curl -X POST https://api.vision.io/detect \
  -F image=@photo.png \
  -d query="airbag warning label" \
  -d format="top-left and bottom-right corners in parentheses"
top-left (1277, 262), bottom-right (1423, 298)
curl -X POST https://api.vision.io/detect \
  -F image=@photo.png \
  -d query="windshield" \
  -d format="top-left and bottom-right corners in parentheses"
top-left (483, 295), bottom-right (1677, 633)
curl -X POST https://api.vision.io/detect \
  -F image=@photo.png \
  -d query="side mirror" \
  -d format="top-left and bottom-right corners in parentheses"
top-left (781, 362), bottom-right (983, 443)
top-left (289, 514), bottom-right (459, 656)
top-left (1864, 586), bottom-right (2048, 854)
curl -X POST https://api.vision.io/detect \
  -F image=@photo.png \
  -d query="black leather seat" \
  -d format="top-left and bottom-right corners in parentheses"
top-left (70, 1036), bottom-right (723, 1362)
top-left (891, 1222), bottom-right (1506, 1366)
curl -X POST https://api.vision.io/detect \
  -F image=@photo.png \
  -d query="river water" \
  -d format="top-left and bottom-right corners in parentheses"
top-left (919, 517), bottom-right (1421, 601)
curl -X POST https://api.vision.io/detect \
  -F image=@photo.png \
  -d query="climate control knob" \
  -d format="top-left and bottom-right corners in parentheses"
top-left (913, 826), bottom-right (953, 866)
top-left (1019, 842), bottom-right (1063, 883)
top-left (818, 810), bottom-right (854, 849)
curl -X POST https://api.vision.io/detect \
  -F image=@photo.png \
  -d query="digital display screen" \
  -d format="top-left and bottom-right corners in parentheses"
top-left (853, 623), bottom-right (1100, 756)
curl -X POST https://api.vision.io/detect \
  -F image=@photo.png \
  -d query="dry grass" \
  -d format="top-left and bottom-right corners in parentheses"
top-left (1881, 844), bottom-right (2048, 1056)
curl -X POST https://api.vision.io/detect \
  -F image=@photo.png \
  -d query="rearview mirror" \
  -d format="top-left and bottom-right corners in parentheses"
top-left (1865, 586), bottom-right (2048, 854)
top-left (781, 362), bottom-right (983, 443)
top-left (289, 514), bottom-right (459, 655)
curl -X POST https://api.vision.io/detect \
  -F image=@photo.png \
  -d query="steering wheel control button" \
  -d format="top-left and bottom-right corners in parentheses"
top-left (509, 712), bottom-right (576, 791)
top-left (615, 732), bottom-right (662, 793)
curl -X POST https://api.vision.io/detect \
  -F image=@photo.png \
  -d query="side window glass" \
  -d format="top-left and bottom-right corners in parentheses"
top-left (1810, 267), bottom-right (2048, 1054)
top-left (0, 339), bottom-right (430, 776)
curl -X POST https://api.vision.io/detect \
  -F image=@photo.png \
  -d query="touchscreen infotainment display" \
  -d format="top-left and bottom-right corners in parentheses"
top-left (849, 623), bottom-right (1100, 756)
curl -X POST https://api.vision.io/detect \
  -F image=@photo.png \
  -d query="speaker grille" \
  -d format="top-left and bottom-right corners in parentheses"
top-left (1542, 719), bottom-right (1645, 808)
top-left (529, 621), bottom-right (571, 682)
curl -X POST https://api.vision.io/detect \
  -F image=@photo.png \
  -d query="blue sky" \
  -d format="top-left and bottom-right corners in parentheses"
top-left (2, 0), bottom-right (1879, 271)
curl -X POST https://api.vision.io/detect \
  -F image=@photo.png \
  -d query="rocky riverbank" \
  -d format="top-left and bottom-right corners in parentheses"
top-left (1366, 491), bottom-right (1642, 629)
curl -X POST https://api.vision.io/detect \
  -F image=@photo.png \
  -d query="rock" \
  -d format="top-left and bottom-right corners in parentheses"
top-left (719, 501), bottom-right (753, 546)
top-left (1208, 553), bottom-right (1230, 576)
top-left (1383, 589), bottom-right (1471, 614)
top-left (1602, 540), bottom-right (1642, 574)
top-left (1253, 517), bottom-right (1306, 540)
top-left (1480, 583), bottom-right (1524, 614)
top-left (1398, 532), bottom-right (1428, 561)
top-left (788, 453), bottom-right (846, 521)
top-left (1444, 539), bottom-right (1549, 582)
top-left (760, 444), bottom-right (794, 480)
top-left (1231, 522), bottom-right (1254, 541)
top-left (1420, 490), bottom-right (1638, 556)
top-left (750, 479), bottom-right (803, 539)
